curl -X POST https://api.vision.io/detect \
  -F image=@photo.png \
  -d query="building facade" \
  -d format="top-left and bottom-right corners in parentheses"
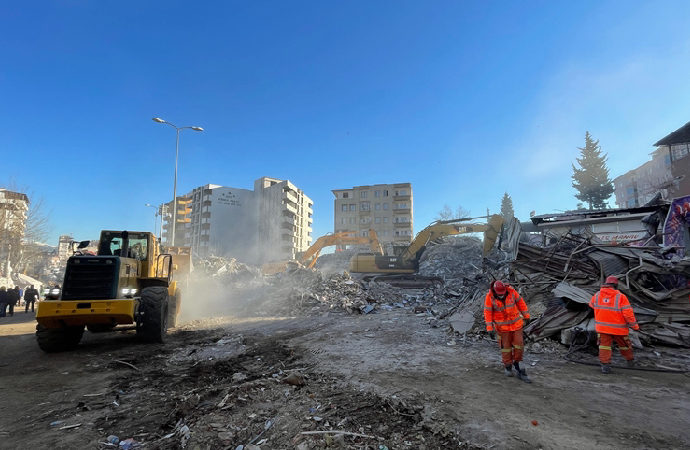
top-left (654, 121), bottom-right (690, 198)
top-left (57, 234), bottom-right (74, 261)
top-left (613, 148), bottom-right (673, 208)
top-left (254, 177), bottom-right (313, 262)
top-left (332, 183), bottom-right (413, 247)
top-left (0, 189), bottom-right (29, 281)
top-left (160, 178), bottom-right (313, 263)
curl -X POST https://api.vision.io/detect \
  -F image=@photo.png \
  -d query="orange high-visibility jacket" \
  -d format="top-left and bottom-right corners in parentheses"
top-left (484, 286), bottom-right (530, 332)
top-left (589, 287), bottom-right (639, 335)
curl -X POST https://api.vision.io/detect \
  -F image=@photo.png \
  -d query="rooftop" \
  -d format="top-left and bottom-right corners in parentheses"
top-left (654, 121), bottom-right (690, 146)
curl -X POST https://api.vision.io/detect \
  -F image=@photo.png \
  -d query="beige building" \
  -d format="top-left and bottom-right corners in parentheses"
top-left (0, 188), bottom-right (30, 280)
top-left (255, 177), bottom-right (313, 262)
top-left (160, 177), bottom-right (313, 263)
top-left (332, 183), bottom-right (413, 248)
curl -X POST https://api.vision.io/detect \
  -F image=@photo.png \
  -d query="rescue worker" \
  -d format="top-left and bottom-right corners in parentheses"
top-left (589, 276), bottom-right (639, 374)
top-left (484, 280), bottom-right (532, 383)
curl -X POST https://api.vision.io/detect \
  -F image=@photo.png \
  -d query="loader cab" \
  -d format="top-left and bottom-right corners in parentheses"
top-left (98, 230), bottom-right (150, 261)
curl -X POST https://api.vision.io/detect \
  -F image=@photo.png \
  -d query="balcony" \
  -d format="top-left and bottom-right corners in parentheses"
top-left (393, 194), bottom-right (411, 201)
top-left (284, 202), bottom-right (297, 215)
top-left (201, 223), bottom-right (211, 230)
top-left (394, 221), bottom-right (411, 227)
top-left (283, 190), bottom-right (298, 205)
top-left (393, 207), bottom-right (411, 213)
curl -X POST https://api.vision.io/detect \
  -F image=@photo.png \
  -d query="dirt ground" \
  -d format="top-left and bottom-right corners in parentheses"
top-left (1, 308), bottom-right (689, 449)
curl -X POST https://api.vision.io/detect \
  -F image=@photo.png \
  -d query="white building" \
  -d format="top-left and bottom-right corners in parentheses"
top-left (0, 188), bottom-right (29, 281)
top-left (160, 178), bottom-right (313, 264)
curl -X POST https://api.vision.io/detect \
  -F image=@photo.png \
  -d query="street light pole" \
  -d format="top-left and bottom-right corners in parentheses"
top-left (152, 118), bottom-right (204, 246)
top-left (145, 203), bottom-right (158, 233)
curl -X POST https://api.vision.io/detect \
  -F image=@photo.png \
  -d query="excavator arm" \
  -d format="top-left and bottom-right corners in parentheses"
top-left (349, 215), bottom-right (504, 274)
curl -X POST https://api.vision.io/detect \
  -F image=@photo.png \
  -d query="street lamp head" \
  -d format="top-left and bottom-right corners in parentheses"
top-left (152, 117), bottom-right (166, 123)
top-left (145, 203), bottom-right (152, 207)
top-left (191, 126), bottom-right (204, 132)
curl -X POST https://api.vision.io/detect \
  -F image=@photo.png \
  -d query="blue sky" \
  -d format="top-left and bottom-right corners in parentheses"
top-left (2, 1), bottom-right (690, 245)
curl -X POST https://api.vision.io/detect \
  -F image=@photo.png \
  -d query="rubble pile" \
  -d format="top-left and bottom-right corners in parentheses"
top-left (195, 256), bottom-right (262, 283)
top-left (512, 233), bottom-right (690, 347)
top-left (313, 248), bottom-right (359, 274)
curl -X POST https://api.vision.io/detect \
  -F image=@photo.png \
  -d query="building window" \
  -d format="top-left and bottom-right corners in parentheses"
top-left (341, 218), bottom-right (346, 224)
top-left (375, 203), bottom-right (381, 210)
top-left (383, 203), bottom-right (389, 210)
top-left (349, 204), bottom-right (356, 211)
top-left (349, 217), bottom-right (355, 224)
top-left (374, 190), bottom-right (380, 197)
top-left (375, 217), bottom-right (381, 224)
top-left (342, 192), bottom-right (349, 199)
top-left (362, 230), bottom-right (369, 237)
top-left (671, 143), bottom-right (689, 161)
top-left (383, 217), bottom-right (388, 223)
top-left (360, 202), bottom-right (370, 211)
top-left (383, 190), bottom-right (389, 197)
top-left (360, 191), bottom-right (368, 198)
top-left (341, 204), bottom-right (348, 212)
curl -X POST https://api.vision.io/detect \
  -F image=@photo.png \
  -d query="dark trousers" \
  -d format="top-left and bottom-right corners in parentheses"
top-left (25, 300), bottom-right (35, 313)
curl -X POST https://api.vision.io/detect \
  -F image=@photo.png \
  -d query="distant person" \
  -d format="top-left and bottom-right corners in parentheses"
top-left (0, 287), bottom-right (6, 317)
top-left (589, 276), bottom-right (639, 374)
top-left (8, 287), bottom-right (20, 316)
top-left (484, 280), bottom-right (532, 383)
top-left (24, 285), bottom-right (40, 313)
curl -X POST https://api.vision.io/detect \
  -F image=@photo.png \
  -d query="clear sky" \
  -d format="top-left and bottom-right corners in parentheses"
top-left (2, 1), bottom-right (690, 245)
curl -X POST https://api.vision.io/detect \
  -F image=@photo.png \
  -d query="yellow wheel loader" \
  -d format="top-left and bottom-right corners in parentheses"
top-left (35, 230), bottom-right (188, 352)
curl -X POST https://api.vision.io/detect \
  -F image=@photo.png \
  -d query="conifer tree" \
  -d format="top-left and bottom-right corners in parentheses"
top-left (572, 132), bottom-right (614, 209)
top-left (500, 192), bottom-right (514, 219)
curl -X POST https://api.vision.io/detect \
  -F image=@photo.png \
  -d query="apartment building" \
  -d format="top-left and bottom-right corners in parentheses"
top-left (613, 148), bottom-right (673, 208)
top-left (160, 178), bottom-right (313, 263)
top-left (654, 121), bottom-right (690, 197)
top-left (332, 183), bottom-right (413, 247)
top-left (0, 188), bottom-right (29, 279)
top-left (254, 177), bottom-right (313, 262)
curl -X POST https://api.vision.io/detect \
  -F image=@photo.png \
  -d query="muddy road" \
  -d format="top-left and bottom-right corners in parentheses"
top-left (0, 310), bottom-right (688, 449)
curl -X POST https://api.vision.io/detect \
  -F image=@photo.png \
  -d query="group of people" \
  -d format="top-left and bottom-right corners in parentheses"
top-left (484, 275), bottom-right (640, 381)
top-left (0, 285), bottom-right (40, 317)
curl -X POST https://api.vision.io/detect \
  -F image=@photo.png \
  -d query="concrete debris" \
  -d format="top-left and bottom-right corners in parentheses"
top-left (514, 233), bottom-right (690, 347)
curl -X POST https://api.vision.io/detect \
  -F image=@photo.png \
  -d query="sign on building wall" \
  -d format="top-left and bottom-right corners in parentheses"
top-left (663, 195), bottom-right (690, 253)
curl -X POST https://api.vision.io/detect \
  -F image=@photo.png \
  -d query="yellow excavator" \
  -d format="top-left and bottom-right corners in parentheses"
top-left (349, 215), bottom-right (504, 276)
top-left (35, 230), bottom-right (189, 352)
top-left (262, 229), bottom-right (384, 274)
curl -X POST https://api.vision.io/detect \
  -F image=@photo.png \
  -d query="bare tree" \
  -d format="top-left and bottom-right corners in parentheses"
top-left (0, 184), bottom-right (52, 279)
top-left (435, 204), bottom-right (471, 221)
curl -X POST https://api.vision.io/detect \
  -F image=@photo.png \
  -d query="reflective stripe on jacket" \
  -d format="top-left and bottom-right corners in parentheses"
top-left (589, 287), bottom-right (639, 335)
top-left (484, 286), bottom-right (530, 332)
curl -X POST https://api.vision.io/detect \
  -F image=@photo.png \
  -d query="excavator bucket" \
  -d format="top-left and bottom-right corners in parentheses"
top-left (482, 215), bottom-right (504, 256)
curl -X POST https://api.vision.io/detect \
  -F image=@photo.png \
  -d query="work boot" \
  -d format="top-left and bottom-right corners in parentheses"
top-left (504, 365), bottom-right (514, 377)
top-left (626, 359), bottom-right (635, 368)
top-left (601, 364), bottom-right (611, 374)
top-left (516, 369), bottom-right (532, 383)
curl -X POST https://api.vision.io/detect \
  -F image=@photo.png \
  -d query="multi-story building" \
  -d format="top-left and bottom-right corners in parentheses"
top-left (332, 183), bottom-right (413, 248)
top-left (160, 177), bottom-right (313, 263)
top-left (0, 188), bottom-right (29, 280)
top-left (654, 121), bottom-right (690, 198)
top-left (254, 177), bottom-right (313, 262)
top-left (57, 235), bottom-right (74, 261)
top-left (613, 148), bottom-right (673, 208)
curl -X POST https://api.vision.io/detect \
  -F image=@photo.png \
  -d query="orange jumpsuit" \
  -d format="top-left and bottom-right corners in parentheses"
top-left (589, 287), bottom-right (639, 364)
top-left (484, 286), bottom-right (530, 365)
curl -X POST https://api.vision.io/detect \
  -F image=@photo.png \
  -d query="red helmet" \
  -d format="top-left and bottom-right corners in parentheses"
top-left (493, 280), bottom-right (507, 296)
top-left (605, 276), bottom-right (619, 285)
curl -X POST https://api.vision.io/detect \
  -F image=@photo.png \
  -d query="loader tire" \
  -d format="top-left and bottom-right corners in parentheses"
top-left (137, 286), bottom-right (168, 343)
top-left (36, 324), bottom-right (84, 353)
top-left (167, 289), bottom-right (180, 329)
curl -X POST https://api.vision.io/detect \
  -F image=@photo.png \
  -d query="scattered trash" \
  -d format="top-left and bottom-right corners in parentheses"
top-left (283, 372), bottom-right (305, 386)
top-left (58, 423), bottom-right (81, 430)
top-left (531, 420), bottom-right (539, 426)
top-left (107, 435), bottom-right (120, 444)
top-left (49, 420), bottom-right (64, 427)
top-left (118, 438), bottom-right (137, 449)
